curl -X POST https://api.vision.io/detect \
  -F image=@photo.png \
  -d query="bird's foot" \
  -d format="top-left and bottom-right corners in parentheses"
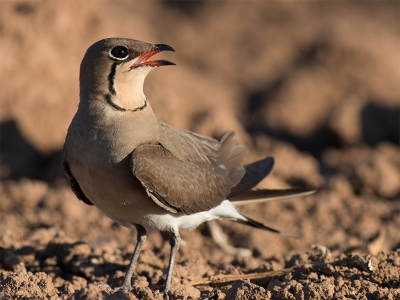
top-left (113, 283), bottom-right (132, 292)
top-left (161, 289), bottom-right (170, 300)
top-left (96, 281), bottom-right (132, 292)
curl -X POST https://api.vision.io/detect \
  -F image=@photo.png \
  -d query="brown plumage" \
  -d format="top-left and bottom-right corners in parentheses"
top-left (131, 129), bottom-right (246, 214)
top-left (63, 37), bottom-right (315, 299)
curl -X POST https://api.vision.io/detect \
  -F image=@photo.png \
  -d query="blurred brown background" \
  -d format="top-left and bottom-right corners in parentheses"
top-left (0, 1), bottom-right (399, 298)
top-left (1, 1), bottom-right (398, 181)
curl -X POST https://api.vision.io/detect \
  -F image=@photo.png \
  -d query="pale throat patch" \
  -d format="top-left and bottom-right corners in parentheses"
top-left (110, 63), bottom-right (154, 111)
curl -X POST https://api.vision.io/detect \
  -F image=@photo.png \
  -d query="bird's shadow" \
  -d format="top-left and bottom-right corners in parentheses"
top-left (0, 119), bottom-right (64, 182)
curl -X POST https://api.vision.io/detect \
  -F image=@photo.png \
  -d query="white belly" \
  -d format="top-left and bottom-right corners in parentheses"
top-left (143, 200), bottom-right (246, 232)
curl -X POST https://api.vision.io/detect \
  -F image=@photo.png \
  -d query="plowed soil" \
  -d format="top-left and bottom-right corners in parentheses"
top-left (1, 1), bottom-right (399, 299)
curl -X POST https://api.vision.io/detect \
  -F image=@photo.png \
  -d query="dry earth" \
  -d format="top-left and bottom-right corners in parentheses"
top-left (0, 1), bottom-right (399, 299)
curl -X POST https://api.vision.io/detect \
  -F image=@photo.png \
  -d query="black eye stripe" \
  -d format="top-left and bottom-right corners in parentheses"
top-left (108, 62), bottom-right (117, 95)
top-left (109, 46), bottom-right (129, 60)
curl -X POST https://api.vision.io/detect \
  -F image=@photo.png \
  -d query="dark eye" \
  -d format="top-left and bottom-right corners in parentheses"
top-left (109, 46), bottom-right (129, 60)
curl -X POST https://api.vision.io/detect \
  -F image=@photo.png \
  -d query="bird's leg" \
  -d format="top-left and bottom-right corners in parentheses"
top-left (119, 224), bottom-right (147, 291)
top-left (163, 231), bottom-right (181, 299)
top-left (207, 220), bottom-right (252, 257)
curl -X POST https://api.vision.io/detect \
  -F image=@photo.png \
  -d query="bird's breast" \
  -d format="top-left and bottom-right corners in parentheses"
top-left (65, 111), bottom-right (163, 227)
top-left (70, 154), bottom-right (165, 228)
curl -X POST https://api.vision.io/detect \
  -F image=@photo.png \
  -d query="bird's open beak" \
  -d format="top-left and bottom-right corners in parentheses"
top-left (131, 44), bottom-right (176, 69)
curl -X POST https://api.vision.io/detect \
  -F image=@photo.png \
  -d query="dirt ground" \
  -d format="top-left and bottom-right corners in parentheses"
top-left (1, 1), bottom-right (399, 299)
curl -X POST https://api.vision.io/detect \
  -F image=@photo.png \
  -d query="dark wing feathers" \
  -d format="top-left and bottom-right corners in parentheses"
top-left (130, 123), bottom-right (310, 215)
top-left (227, 156), bottom-right (274, 198)
top-left (236, 213), bottom-right (280, 233)
top-left (130, 127), bottom-right (247, 214)
top-left (230, 188), bottom-right (316, 205)
top-left (63, 161), bottom-right (93, 206)
top-left (131, 144), bottom-right (231, 214)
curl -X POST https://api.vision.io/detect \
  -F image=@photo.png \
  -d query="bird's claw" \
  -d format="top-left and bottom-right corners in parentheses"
top-left (98, 283), bottom-right (111, 289)
top-left (112, 284), bottom-right (132, 292)
top-left (162, 289), bottom-right (170, 300)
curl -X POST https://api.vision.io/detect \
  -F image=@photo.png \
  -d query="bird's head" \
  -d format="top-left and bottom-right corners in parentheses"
top-left (79, 38), bottom-right (175, 111)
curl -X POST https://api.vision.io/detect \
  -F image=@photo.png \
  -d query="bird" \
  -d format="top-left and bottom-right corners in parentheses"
top-left (63, 37), bottom-right (315, 299)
